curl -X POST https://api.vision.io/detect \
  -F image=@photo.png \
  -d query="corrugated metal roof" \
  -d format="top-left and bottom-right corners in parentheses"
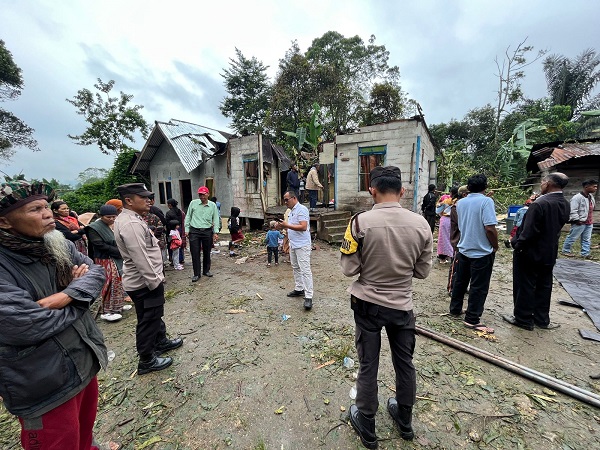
top-left (133, 119), bottom-right (231, 174)
top-left (533, 141), bottom-right (600, 170)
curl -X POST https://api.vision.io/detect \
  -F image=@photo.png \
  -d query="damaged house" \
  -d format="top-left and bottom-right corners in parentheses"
top-left (132, 120), bottom-right (291, 222)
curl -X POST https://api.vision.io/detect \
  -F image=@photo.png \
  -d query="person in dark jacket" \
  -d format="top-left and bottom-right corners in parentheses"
top-left (0, 180), bottom-right (107, 450)
top-left (421, 184), bottom-right (437, 233)
top-left (286, 164), bottom-right (300, 198)
top-left (87, 204), bottom-right (132, 322)
top-left (228, 206), bottom-right (244, 257)
top-left (148, 194), bottom-right (167, 226)
top-left (503, 172), bottom-right (570, 331)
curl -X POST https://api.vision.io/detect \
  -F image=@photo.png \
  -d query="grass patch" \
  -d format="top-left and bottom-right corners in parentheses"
top-left (229, 295), bottom-right (253, 309)
top-left (165, 289), bottom-right (180, 301)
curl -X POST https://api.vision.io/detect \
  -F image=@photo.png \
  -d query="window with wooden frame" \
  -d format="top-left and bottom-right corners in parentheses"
top-left (157, 182), bottom-right (172, 204)
top-left (158, 182), bottom-right (166, 204)
top-left (359, 145), bottom-right (386, 191)
top-left (243, 154), bottom-right (259, 193)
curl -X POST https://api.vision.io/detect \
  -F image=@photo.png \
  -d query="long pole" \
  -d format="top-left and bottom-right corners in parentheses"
top-left (416, 325), bottom-right (600, 409)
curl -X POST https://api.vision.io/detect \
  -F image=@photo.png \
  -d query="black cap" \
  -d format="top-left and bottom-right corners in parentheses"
top-left (117, 183), bottom-right (153, 198)
top-left (369, 166), bottom-right (402, 182)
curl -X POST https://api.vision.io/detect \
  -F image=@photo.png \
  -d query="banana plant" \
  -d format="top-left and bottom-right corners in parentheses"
top-left (282, 102), bottom-right (322, 157)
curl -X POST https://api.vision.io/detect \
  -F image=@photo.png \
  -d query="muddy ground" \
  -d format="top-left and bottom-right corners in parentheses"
top-left (2, 230), bottom-right (600, 449)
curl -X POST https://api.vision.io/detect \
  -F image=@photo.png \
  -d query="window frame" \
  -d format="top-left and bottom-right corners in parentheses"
top-left (358, 145), bottom-right (387, 191)
top-left (243, 154), bottom-right (259, 193)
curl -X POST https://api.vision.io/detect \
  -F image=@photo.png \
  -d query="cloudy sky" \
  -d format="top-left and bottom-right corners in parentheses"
top-left (2, 0), bottom-right (599, 185)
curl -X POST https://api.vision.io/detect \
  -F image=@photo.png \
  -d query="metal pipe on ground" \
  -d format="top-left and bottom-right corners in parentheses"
top-left (416, 325), bottom-right (600, 409)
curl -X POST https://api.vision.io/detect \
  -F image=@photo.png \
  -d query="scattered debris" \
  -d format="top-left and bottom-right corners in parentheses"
top-left (314, 359), bottom-right (335, 370)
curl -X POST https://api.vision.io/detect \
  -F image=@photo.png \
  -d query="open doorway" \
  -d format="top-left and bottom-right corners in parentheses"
top-left (180, 179), bottom-right (192, 212)
top-left (205, 178), bottom-right (214, 197)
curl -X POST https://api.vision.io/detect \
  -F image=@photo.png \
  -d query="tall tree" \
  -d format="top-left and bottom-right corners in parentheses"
top-left (360, 81), bottom-right (406, 126)
top-left (543, 48), bottom-right (600, 120)
top-left (0, 40), bottom-right (39, 160)
top-left (305, 32), bottom-right (402, 136)
top-left (220, 48), bottom-right (271, 135)
top-left (66, 78), bottom-right (149, 156)
top-left (493, 38), bottom-right (546, 145)
top-left (267, 42), bottom-right (316, 141)
top-left (76, 167), bottom-right (109, 188)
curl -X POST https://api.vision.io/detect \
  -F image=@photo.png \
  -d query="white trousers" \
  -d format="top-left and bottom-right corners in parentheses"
top-left (290, 245), bottom-right (313, 299)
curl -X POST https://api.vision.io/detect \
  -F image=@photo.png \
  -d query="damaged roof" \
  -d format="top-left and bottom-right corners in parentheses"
top-left (527, 139), bottom-right (600, 172)
top-left (132, 119), bottom-right (232, 174)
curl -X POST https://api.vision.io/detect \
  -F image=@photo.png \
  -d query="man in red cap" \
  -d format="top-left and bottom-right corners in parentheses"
top-left (184, 186), bottom-right (220, 282)
top-left (0, 180), bottom-right (107, 449)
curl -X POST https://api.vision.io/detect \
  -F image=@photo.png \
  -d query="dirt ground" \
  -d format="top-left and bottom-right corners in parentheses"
top-left (2, 229), bottom-right (600, 449)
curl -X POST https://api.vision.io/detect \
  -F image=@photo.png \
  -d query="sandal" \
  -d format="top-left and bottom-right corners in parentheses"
top-left (463, 322), bottom-right (494, 333)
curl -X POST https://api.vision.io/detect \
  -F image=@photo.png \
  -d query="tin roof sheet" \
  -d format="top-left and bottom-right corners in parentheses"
top-left (531, 141), bottom-right (600, 171)
top-left (133, 119), bottom-right (231, 174)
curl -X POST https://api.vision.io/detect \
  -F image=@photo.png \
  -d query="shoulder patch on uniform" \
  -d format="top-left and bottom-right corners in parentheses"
top-left (340, 222), bottom-right (359, 254)
top-left (339, 211), bottom-right (365, 255)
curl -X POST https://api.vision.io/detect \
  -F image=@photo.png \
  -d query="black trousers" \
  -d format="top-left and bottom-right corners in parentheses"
top-left (127, 284), bottom-right (167, 360)
top-left (424, 213), bottom-right (436, 234)
top-left (352, 296), bottom-right (416, 416)
top-left (267, 246), bottom-right (279, 263)
top-left (513, 251), bottom-right (554, 327)
top-left (450, 252), bottom-right (495, 325)
top-left (189, 227), bottom-right (212, 277)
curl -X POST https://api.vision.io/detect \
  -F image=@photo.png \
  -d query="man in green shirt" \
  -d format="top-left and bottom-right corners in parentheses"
top-left (184, 186), bottom-right (220, 282)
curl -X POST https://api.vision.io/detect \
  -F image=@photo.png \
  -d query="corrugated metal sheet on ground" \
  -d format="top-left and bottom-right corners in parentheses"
top-left (553, 259), bottom-right (600, 336)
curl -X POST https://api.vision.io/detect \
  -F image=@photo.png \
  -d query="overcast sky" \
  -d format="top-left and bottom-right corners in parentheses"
top-left (2, 0), bottom-right (599, 185)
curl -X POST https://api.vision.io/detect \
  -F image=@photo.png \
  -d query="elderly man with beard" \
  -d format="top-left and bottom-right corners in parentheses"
top-left (0, 180), bottom-right (107, 450)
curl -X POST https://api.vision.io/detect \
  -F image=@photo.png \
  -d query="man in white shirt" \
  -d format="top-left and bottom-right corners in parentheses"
top-left (277, 190), bottom-right (314, 310)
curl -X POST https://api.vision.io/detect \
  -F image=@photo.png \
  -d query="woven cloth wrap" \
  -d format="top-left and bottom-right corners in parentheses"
top-left (0, 180), bottom-right (56, 216)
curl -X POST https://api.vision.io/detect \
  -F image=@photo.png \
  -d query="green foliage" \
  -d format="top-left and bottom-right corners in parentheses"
top-left (103, 146), bottom-right (145, 198)
top-left (305, 32), bottom-right (402, 136)
top-left (543, 49), bottom-right (600, 119)
top-left (267, 42), bottom-right (316, 145)
top-left (493, 38), bottom-right (546, 144)
top-left (220, 48), bottom-right (271, 135)
top-left (60, 147), bottom-right (142, 212)
top-left (360, 81), bottom-right (406, 126)
top-left (76, 167), bottom-right (108, 188)
top-left (268, 32), bottom-right (407, 152)
top-left (61, 180), bottom-right (106, 214)
top-left (66, 78), bottom-right (149, 156)
top-left (282, 102), bottom-right (322, 159)
top-left (0, 40), bottom-right (38, 159)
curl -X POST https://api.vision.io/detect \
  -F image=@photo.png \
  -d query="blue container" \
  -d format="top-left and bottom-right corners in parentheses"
top-left (507, 205), bottom-right (521, 218)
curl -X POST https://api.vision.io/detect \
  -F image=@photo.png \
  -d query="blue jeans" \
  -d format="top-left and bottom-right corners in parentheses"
top-left (308, 190), bottom-right (318, 209)
top-left (562, 224), bottom-right (593, 256)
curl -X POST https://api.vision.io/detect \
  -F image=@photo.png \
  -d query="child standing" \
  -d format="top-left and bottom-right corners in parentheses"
top-left (169, 221), bottom-right (184, 270)
top-left (228, 207), bottom-right (244, 257)
top-left (265, 221), bottom-right (285, 266)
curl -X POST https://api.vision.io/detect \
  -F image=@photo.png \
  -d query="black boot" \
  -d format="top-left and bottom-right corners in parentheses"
top-left (387, 398), bottom-right (414, 440)
top-left (349, 404), bottom-right (377, 449)
top-left (155, 337), bottom-right (183, 355)
top-left (138, 355), bottom-right (173, 375)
